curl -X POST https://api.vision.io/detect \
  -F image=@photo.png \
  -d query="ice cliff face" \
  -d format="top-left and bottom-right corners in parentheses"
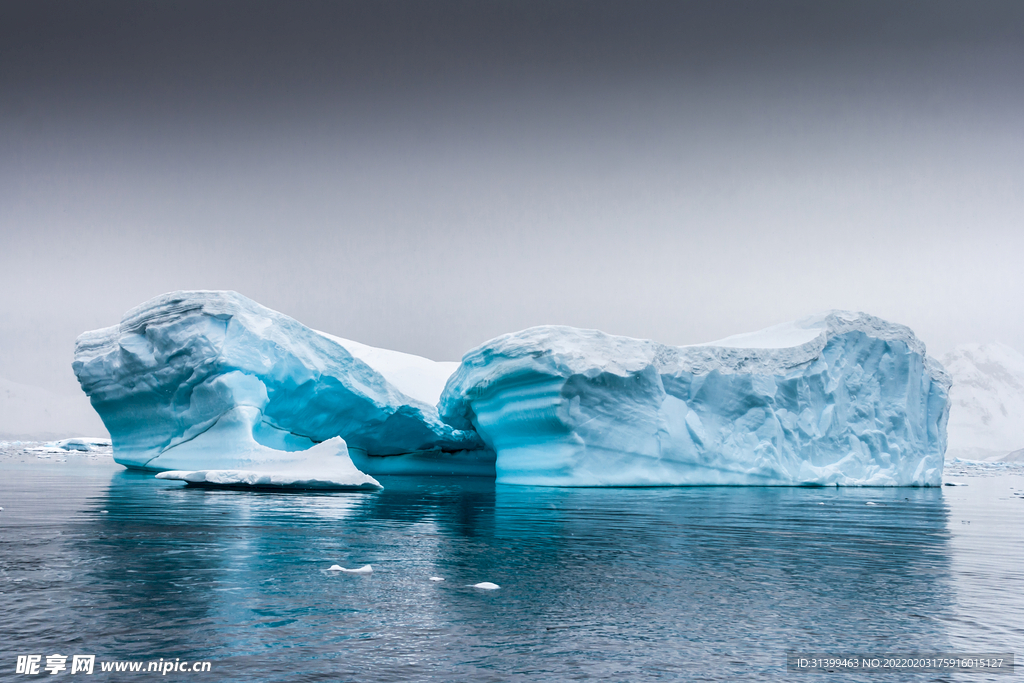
top-left (942, 342), bottom-right (1024, 462)
top-left (439, 312), bottom-right (951, 486)
top-left (73, 291), bottom-right (485, 471)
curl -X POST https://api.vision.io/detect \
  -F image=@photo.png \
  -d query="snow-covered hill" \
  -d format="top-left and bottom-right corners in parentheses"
top-left (0, 376), bottom-right (108, 440)
top-left (942, 343), bottom-right (1024, 462)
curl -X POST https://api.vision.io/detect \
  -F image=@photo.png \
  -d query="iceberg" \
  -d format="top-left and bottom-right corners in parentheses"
top-left (53, 436), bottom-right (112, 451)
top-left (439, 311), bottom-right (951, 487)
top-left (25, 437), bottom-right (112, 455)
top-left (73, 291), bottom-right (950, 488)
top-left (73, 291), bottom-right (487, 473)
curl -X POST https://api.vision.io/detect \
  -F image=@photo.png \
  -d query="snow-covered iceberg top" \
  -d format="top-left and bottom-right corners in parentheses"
top-left (440, 311), bottom-right (951, 486)
top-left (74, 290), bottom-right (483, 471)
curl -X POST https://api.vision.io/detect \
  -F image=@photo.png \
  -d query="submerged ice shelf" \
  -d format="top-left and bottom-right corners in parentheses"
top-left (152, 406), bottom-right (381, 490)
top-left (439, 312), bottom-right (951, 487)
top-left (75, 292), bottom-right (950, 487)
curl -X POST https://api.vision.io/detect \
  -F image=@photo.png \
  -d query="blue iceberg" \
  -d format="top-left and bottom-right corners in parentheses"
top-left (439, 312), bottom-right (950, 486)
top-left (75, 292), bottom-right (949, 487)
top-left (73, 291), bottom-right (489, 476)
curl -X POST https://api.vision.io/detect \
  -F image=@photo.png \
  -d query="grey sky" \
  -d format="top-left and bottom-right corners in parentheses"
top-left (2, 0), bottom-right (1023, 399)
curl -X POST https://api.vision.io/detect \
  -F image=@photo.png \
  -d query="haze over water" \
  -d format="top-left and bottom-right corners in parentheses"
top-left (1, 450), bottom-right (1022, 681)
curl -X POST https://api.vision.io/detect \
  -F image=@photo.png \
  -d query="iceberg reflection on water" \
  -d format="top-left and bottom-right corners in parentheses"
top-left (3, 454), bottom-right (1021, 681)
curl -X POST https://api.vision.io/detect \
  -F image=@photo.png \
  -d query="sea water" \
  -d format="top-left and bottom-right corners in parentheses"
top-left (1, 445), bottom-right (1022, 681)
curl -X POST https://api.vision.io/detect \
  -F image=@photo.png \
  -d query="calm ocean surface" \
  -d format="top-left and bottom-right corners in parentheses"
top-left (1, 447), bottom-right (1022, 682)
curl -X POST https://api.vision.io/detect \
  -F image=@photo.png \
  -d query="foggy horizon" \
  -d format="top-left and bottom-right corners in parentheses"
top-left (2, 0), bottom-right (1023, 398)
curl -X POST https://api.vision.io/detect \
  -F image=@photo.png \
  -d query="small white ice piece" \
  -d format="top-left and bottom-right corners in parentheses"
top-left (330, 564), bottom-right (373, 574)
top-left (429, 577), bottom-right (445, 582)
top-left (471, 582), bottom-right (500, 590)
top-left (865, 501), bottom-right (878, 505)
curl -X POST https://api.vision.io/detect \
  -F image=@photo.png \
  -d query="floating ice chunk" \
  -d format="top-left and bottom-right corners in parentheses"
top-left (54, 437), bottom-right (111, 452)
top-left (27, 437), bottom-right (111, 455)
top-left (865, 502), bottom-right (879, 505)
top-left (471, 582), bottom-right (500, 590)
top-left (440, 311), bottom-right (950, 487)
top-left (429, 577), bottom-right (445, 582)
top-left (328, 565), bottom-right (373, 574)
top-left (943, 482), bottom-right (968, 486)
top-left (157, 467), bottom-right (381, 490)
